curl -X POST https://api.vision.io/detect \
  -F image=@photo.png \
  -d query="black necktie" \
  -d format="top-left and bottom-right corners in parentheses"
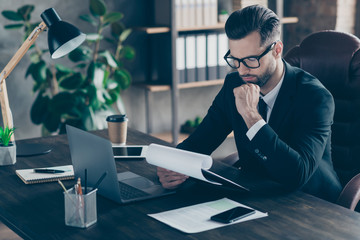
top-left (258, 98), bottom-right (268, 121)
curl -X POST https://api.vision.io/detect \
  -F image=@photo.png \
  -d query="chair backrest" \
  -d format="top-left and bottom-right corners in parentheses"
top-left (336, 173), bottom-right (360, 210)
top-left (284, 30), bottom-right (360, 188)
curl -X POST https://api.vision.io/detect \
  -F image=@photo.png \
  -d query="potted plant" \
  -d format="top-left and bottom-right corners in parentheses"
top-left (1, 0), bottom-right (135, 135)
top-left (0, 126), bottom-right (16, 165)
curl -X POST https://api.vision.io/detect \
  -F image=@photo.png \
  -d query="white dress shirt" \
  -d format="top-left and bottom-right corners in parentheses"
top-left (246, 72), bottom-right (285, 140)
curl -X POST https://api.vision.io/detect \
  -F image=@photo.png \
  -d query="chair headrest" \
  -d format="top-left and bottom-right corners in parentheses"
top-left (284, 30), bottom-right (360, 99)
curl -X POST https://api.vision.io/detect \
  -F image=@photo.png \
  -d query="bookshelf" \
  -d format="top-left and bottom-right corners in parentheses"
top-left (137, 0), bottom-right (297, 145)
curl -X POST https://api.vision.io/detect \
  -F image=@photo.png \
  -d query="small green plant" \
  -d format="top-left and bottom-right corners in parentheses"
top-left (0, 126), bottom-right (15, 146)
top-left (2, 0), bottom-right (135, 135)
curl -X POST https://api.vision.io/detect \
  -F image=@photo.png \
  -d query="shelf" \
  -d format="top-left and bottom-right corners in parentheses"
top-left (135, 79), bottom-right (224, 93)
top-left (178, 23), bottom-right (225, 32)
top-left (135, 27), bottom-right (171, 34)
top-left (281, 17), bottom-right (299, 24)
top-left (151, 131), bottom-right (234, 144)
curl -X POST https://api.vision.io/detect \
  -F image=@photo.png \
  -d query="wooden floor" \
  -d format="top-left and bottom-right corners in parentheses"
top-left (0, 221), bottom-right (22, 240)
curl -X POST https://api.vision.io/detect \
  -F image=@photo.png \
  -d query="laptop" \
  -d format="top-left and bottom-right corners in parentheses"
top-left (66, 125), bottom-right (175, 204)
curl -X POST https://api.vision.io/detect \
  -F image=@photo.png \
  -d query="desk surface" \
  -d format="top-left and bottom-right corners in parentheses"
top-left (0, 129), bottom-right (359, 240)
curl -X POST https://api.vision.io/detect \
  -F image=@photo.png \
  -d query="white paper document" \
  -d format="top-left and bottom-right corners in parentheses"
top-left (145, 143), bottom-right (218, 184)
top-left (148, 198), bottom-right (268, 233)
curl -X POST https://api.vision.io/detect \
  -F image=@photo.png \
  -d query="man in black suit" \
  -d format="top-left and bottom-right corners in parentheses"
top-left (157, 5), bottom-right (342, 202)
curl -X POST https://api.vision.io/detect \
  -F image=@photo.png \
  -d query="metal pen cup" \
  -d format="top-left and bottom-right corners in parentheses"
top-left (64, 187), bottom-right (97, 228)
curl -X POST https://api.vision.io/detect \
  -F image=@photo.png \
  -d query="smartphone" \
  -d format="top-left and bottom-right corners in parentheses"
top-left (210, 206), bottom-right (256, 224)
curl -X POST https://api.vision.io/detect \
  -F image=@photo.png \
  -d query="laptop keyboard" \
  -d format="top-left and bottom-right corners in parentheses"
top-left (119, 181), bottom-right (150, 200)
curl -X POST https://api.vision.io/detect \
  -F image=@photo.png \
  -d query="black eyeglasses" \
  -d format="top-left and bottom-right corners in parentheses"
top-left (224, 41), bottom-right (277, 69)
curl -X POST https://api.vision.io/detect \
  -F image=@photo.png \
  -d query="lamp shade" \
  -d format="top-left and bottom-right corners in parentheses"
top-left (41, 8), bottom-right (86, 59)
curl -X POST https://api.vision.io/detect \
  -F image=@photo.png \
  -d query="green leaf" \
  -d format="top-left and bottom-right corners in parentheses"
top-left (0, 126), bottom-right (15, 146)
top-left (103, 12), bottom-right (123, 24)
top-left (119, 29), bottom-right (132, 42)
top-left (79, 14), bottom-right (97, 26)
top-left (43, 112), bottom-right (61, 132)
top-left (93, 66), bottom-right (106, 89)
top-left (90, 0), bottom-right (107, 16)
top-left (75, 63), bottom-right (87, 69)
top-left (86, 33), bottom-right (103, 42)
top-left (30, 61), bottom-right (47, 83)
top-left (86, 62), bottom-right (96, 81)
top-left (121, 46), bottom-right (135, 60)
top-left (29, 51), bottom-right (41, 63)
top-left (114, 69), bottom-right (131, 90)
top-left (68, 46), bottom-right (92, 62)
top-left (106, 89), bottom-right (119, 105)
top-left (50, 92), bottom-right (75, 114)
top-left (17, 5), bottom-right (34, 21)
top-left (99, 50), bottom-right (118, 68)
top-left (30, 92), bottom-right (50, 124)
top-left (86, 84), bottom-right (102, 110)
top-left (55, 64), bottom-right (75, 73)
top-left (60, 72), bottom-right (84, 90)
top-left (4, 24), bottom-right (24, 29)
top-left (106, 79), bottom-right (119, 90)
top-left (111, 22), bottom-right (125, 37)
top-left (1, 11), bottom-right (23, 21)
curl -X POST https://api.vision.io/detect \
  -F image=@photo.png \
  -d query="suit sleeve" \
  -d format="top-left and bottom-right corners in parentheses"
top-left (250, 86), bottom-right (335, 189)
top-left (177, 80), bottom-right (233, 155)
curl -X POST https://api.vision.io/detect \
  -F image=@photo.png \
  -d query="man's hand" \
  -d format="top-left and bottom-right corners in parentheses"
top-left (233, 83), bottom-right (263, 129)
top-left (157, 167), bottom-right (189, 189)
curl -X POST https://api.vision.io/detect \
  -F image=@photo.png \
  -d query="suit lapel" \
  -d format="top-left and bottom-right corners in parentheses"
top-left (268, 61), bottom-right (297, 132)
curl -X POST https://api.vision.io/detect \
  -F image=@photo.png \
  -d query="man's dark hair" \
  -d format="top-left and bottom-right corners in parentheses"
top-left (225, 5), bottom-right (280, 46)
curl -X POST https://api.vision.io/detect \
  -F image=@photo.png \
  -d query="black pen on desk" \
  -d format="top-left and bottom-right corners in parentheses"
top-left (93, 171), bottom-right (107, 190)
top-left (85, 169), bottom-right (88, 194)
top-left (34, 169), bottom-right (65, 173)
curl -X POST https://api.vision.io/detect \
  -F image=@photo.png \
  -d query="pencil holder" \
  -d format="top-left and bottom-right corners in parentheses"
top-left (64, 187), bottom-right (97, 228)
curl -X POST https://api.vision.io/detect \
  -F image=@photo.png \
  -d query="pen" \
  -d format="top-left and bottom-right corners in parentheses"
top-left (93, 171), bottom-right (107, 190)
top-left (77, 177), bottom-right (83, 195)
top-left (34, 169), bottom-right (65, 173)
top-left (85, 169), bottom-right (88, 194)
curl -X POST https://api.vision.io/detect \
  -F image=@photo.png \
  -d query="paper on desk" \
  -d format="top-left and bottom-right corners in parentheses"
top-left (145, 143), bottom-right (218, 184)
top-left (148, 198), bottom-right (268, 233)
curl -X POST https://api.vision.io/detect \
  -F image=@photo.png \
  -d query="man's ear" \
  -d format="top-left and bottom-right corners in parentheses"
top-left (274, 41), bottom-right (283, 58)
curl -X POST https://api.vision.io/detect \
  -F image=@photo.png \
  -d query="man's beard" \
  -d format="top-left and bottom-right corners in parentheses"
top-left (240, 61), bottom-right (276, 87)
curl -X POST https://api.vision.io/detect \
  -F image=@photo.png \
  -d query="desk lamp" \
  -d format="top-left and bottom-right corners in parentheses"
top-left (0, 8), bottom-right (86, 156)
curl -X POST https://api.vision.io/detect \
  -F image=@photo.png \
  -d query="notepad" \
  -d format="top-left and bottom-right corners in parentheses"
top-left (16, 165), bottom-right (74, 184)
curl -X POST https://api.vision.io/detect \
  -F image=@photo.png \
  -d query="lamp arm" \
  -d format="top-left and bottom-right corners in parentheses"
top-left (0, 21), bottom-right (47, 83)
top-left (0, 21), bottom-right (47, 142)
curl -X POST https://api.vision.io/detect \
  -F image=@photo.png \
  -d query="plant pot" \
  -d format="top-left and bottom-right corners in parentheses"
top-left (0, 142), bottom-right (16, 166)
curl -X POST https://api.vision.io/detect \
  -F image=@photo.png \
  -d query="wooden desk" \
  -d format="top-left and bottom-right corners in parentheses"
top-left (0, 129), bottom-right (359, 240)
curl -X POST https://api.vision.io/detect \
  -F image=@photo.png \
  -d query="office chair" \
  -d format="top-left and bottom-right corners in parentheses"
top-left (284, 30), bottom-right (360, 186)
top-left (285, 30), bottom-right (360, 210)
top-left (336, 173), bottom-right (360, 211)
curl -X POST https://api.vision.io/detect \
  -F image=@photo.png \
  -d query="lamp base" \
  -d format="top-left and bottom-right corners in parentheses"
top-left (16, 143), bottom-right (52, 157)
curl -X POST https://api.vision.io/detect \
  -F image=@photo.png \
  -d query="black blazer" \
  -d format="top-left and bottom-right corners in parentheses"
top-left (178, 61), bottom-right (342, 202)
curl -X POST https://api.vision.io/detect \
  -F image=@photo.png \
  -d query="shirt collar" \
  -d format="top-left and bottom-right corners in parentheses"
top-left (261, 70), bottom-right (285, 111)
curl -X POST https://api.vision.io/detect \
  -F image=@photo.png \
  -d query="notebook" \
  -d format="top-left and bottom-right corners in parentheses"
top-left (66, 125), bottom-right (175, 204)
top-left (16, 165), bottom-right (74, 184)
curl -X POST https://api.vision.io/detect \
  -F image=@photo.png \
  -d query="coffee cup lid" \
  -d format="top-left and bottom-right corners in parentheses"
top-left (106, 114), bottom-right (128, 122)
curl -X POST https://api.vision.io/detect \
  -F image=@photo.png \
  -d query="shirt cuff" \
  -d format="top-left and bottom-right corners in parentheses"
top-left (246, 119), bottom-right (266, 140)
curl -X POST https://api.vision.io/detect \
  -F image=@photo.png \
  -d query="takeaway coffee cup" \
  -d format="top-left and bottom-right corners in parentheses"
top-left (106, 114), bottom-right (128, 145)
